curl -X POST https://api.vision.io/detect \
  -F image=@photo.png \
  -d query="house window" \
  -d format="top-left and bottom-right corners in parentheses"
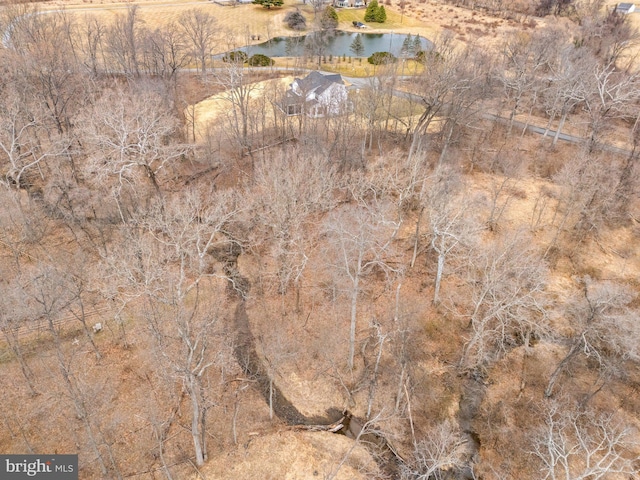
top-left (287, 104), bottom-right (302, 116)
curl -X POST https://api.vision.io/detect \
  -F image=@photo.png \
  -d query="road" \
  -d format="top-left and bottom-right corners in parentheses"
top-left (339, 73), bottom-right (634, 157)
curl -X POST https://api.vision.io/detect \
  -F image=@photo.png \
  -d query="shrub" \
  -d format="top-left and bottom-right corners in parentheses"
top-left (223, 50), bottom-right (248, 63)
top-left (321, 6), bottom-right (339, 29)
top-left (252, 0), bottom-right (283, 8)
top-left (248, 54), bottom-right (274, 66)
top-left (284, 9), bottom-right (307, 30)
top-left (368, 51), bottom-right (397, 65)
top-left (416, 49), bottom-right (441, 63)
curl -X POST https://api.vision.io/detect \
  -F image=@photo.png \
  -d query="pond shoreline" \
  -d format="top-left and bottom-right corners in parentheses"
top-left (230, 30), bottom-right (432, 58)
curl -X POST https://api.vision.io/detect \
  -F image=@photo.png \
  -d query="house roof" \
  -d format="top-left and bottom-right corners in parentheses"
top-left (616, 2), bottom-right (635, 12)
top-left (294, 71), bottom-right (344, 97)
top-left (281, 71), bottom-right (347, 115)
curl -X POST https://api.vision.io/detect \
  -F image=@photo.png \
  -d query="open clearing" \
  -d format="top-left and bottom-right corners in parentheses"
top-left (190, 76), bottom-right (293, 141)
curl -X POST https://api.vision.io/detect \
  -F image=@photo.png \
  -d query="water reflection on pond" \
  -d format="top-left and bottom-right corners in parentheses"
top-left (242, 31), bottom-right (431, 58)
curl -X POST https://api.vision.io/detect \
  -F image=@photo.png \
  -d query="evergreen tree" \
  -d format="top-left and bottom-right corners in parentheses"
top-left (412, 34), bottom-right (423, 54)
top-left (350, 33), bottom-right (365, 57)
top-left (364, 0), bottom-right (378, 22)
top-left (375, 5), bottom-right (386, 23)
top-left (401, 34), bottom-right (412, 57)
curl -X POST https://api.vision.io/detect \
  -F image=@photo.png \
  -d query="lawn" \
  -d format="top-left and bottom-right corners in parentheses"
top-left (274, 56), bottom-right (424, 77)
top-left (336, 6), bottom-right (431, 32)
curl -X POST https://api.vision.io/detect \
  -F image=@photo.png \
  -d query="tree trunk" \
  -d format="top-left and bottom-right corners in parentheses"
top-left (552, 106), bottom-right (568, 147)
top-left (545, 338), bottom-right (582, 397)
top-left (2, 327), bottom-right (38, 395)
top-left (437, 122), bottom-right (454, 166)
top-left (395, 362), bottom-right (406, 414)
top-left (367, 327), bottom-right (384, 419)
top-left (188, 375), bottom-right (205, 466)
top-left (410, 207), bottom-right (424, 268)
top-left (348, 274), bottom-right (360, 370)
top-left (71, 298), bottom-right (101, 360)
top-left (434, 247), bottom-right (445, 305)
top-left (269, 378), bottom-right (274, 420)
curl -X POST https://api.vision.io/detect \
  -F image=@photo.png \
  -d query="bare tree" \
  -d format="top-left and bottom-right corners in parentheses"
top-left (541, 45), bottom-right (639, 151)
top-left (354, 75), bottom-right (386, 156)
top-left (104, 5), bottom-right (142, 76)
top-left (583, 59), bottom-right (640, 150)
top-left (22, 265), bottom-right (122, 478)
top-left (541, 46), bottom-right (590, 146)
top-left (101, 188), bottom-right (240, 466)
top-left (435, 48), bottom-right (493, 166)
top-left (409, 32), bottom-right (490, 162)
top-left (400, 420), bottom-right (466, 480)
top-left (211, 57), bottom-right (260, 151)
top-left (577, 5), bottom-right (640, 67)
top-left (459, 231), bottom-right (548, 372)
top-left (0, 281), bottom-right (38, 395)
top-left (532, 400), bottom-right (638, 480)
top-left (545, 277), bottom-right (640, 398)
top-left (6, 8), bottom-right (83, 134)
top-left (0, 85), bottom-right (70, 189)
top-left (251, 148), bottom-right (336, 302)
top-left (140, 24), bottom-right (189, 83)
top-left (499, 27), bottom-right (561, 134)
top-left (425, 164), bottom-right (481, 304)
top-left (80, 84), bottom-right (190, 214)
top-left (323, 199), bottom-right (400, 370)
top-left (80, 17), bottom-right (107, 76)
top-left (546, 150), bottom-right (620, 255)
top-left (178, 9), bottom-right (217, 76)
top-left (308, 0), bottom-right (326, 20)
top-left (326, 409), bottom-right (389, 480)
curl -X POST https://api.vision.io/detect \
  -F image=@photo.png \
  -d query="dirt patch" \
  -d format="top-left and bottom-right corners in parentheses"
top-left (188, 76), bottom-right (293, 142)
top-left (198, 430), bottom-right (379, 480)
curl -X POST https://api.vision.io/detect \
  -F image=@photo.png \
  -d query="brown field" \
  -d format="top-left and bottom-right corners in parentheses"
top-left (37, 0), bottom-right (637, 59)
top-left (35, 0), bottom-right (556, 54)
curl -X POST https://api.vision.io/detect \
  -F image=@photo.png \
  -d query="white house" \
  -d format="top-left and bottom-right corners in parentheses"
top-left (282, 71), bottom-right (350, 117)
top-left (616, 2), bottom-right (636, 14)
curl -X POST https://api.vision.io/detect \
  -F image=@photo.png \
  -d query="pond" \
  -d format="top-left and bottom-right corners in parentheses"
top-left (241, 31), bottom-right (432, 58)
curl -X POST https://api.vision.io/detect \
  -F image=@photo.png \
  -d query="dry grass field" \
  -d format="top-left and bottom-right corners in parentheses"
top-left (35, 0), bottom-right (549, 55)
top-left (36, 0), bottom-right (637, 59)
top-left (41, 0), bottom-right (310, 52)
top-left (189, 76), bottom-right (293, 141)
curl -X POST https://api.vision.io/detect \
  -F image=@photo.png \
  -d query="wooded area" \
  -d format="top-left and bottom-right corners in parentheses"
top-left (1, 0), bottom-right (639, 478)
